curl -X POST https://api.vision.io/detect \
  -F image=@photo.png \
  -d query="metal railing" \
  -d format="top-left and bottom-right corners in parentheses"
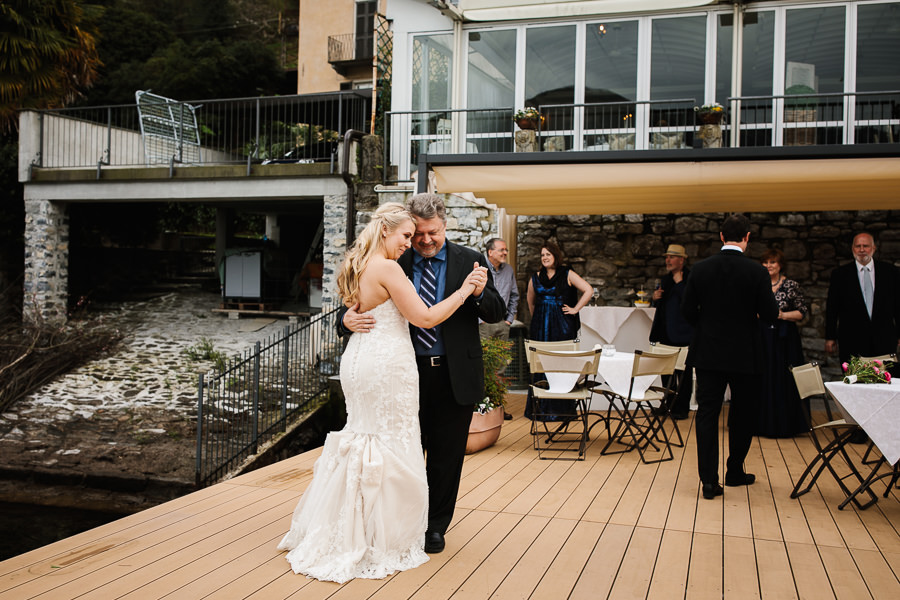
top-left (385, 91), bottom-right (900, 182)
top-left (729, 90), bottom-right (900, 147)
top-left (195, 306), bottom-right (342, 487)
top-left (32, 91), bottom-right (371, 170)
top-left (327, 33), bottom-right (374, 63)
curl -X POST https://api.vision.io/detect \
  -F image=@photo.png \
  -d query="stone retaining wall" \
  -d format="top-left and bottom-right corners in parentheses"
top-left (516, 210), bottom-right (900, 375)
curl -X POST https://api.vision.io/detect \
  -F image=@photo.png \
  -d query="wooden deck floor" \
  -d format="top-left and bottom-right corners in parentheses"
top-left (2, 392), bottom-right (899, 600)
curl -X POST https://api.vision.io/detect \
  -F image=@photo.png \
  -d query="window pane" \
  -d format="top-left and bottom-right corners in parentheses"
top-left (467, 29), bottom-right (516, 109)
top-left (856, 2), bottom-right (900, 92)
top-left (785, 6), bottom-right (845, 94)
top-left (741, 11), bottom-right (774, 97)
top-left (525, 25), bottom-right (576, 108)
top-left (716, 14), bottom-right (733, 106)
top-left (650, 16), bottom-right (705, 102)
top-left (411, 34), bottom-right (453, 111)
top-left (585, 21), bottom-right (638, 103)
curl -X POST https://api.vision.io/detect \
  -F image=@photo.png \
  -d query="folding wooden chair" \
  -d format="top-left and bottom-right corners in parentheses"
top-left (648, 342), bottom-right (689, 448)
top-left (527, 346), bottom-right (602, 460)
top-left (524, 338), bottom-right (579, 436)
top-left (788, 362), bottom-right (878, 509)
top-left (599, 349), bottom-right (680, 464)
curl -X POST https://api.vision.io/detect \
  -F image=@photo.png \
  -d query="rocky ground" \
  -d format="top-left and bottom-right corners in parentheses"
top-left (0, 289), bottom-right (299, 511)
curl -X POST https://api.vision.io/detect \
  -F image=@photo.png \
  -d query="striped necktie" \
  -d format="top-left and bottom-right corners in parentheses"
top-left (416, 258), bottom-right (438, 349)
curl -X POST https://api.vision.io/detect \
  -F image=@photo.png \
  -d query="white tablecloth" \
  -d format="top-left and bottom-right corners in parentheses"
top-left (579, 306), bottom-right (655, 353)
top-left (825, 381), bottom-right (900, 465)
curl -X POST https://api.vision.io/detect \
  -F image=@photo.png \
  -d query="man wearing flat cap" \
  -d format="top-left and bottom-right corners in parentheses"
top-left (649, 244), bottom-right (694, 419)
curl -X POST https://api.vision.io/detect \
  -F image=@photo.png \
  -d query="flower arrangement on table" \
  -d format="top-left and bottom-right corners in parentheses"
top-left (842, 356), bottom-right (894, 384)
top-left (694, 102), bottom-right (725, 124)
top-left (513, 107), bottom-right (544, 129)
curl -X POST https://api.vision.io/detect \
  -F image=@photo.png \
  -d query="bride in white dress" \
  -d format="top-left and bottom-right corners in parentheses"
top-left (277, 202), bottom-right (482, 583)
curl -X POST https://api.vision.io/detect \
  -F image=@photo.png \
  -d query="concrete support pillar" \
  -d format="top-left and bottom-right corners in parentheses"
top-left (23, 199), bottom-right (69, 325)
top-left (265, 214), bottom-right (281, 245)
top-left (321, 193), bottom-right (347, 309)
top-left (215, 207), bottom-right (235, 288)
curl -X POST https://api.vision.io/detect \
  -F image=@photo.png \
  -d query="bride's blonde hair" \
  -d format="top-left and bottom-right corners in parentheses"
top-left (337, 202), bottom-right (413, 304)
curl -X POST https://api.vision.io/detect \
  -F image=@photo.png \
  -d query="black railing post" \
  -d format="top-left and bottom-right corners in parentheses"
top-left (282, 325), bottom-right (289, 429)
top-left (196, 373), bottom-right (204, 487)
top-left (252, 341), bottom-right (261, 453)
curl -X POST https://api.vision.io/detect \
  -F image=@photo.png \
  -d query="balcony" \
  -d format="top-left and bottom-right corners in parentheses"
top-left (22, 91), bottom-right (371, 175)
top-left (327, 33), bottom-right (374, 76)
top-left (385, 91), bottom-right (900, 184)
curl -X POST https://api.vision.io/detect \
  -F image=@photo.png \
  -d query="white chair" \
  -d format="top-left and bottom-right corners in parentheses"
top-left (527, 345), bottom-right (601, 460)
top-left (600, 349), bottom-right (680, 464)
top-left (788, 362), bottom-right (878, 510)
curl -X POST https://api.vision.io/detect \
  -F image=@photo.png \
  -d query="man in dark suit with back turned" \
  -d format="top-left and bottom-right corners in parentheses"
top-left (341, 193), bottom-right (505, 553)
top-left (682, 214), bottom-right (779, 500)
top-left (825, 232), bottom-right (900, 367)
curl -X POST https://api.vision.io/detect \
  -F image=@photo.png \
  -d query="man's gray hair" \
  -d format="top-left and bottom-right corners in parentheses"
top-left (406, 193), bottom-right (446, 223)
top-left (486, 237), bottom-right (503, 252)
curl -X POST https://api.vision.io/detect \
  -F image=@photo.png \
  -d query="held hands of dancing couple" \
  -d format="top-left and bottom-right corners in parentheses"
top-left (343, 258), bottom-right (487, 333)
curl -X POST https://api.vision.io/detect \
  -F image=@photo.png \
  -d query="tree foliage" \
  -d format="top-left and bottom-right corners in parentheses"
top-left (0, 0), bottom-right (103, 130)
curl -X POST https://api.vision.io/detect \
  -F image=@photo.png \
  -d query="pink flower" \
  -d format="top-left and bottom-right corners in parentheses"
top-left (842, 362), bottom-right (849, 372)
top-left (874, 367), bottom-right (880, 375)
top-left (875, 359), bottom-right (883, 367)
top-left (886, 372), bottom-right (892, 382)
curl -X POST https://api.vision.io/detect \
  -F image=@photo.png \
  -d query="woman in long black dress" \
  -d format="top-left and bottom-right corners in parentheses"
top-left (757, 248), bottom-right (809, 437)
top-left (524, 241), bottom-right (593, 419)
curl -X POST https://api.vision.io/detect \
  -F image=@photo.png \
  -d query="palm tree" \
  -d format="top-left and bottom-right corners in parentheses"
top-left (0, 0), bottom-right (103, 131)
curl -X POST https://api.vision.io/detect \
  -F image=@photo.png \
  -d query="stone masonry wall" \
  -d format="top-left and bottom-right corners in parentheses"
top-left (23, 199), bottom-right (69, 325)
top-left (516, 210), bottom-right (900, 378)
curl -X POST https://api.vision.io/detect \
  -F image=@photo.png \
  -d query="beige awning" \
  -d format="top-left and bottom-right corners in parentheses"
top-left (430, 157), bottom-right (900, 215)
top-left (458, 0), bottom-right (720, 22)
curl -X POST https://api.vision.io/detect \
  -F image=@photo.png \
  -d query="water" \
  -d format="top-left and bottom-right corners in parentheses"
top-left (0, 502), bottom-right (126, 561)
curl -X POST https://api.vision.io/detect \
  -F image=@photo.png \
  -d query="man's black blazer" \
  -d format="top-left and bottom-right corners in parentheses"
top-left (396, 240), bottom-right (505, 406)
top-left (681, 249), bottom-right (778, 374)
top-left (825, 260), bottom-right (900, 362)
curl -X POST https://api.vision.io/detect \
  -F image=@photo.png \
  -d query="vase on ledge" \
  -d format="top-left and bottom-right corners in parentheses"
top-left (516, 117), bottom-right (539, 130)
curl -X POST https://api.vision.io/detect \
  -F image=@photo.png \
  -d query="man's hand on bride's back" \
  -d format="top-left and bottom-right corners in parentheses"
top-left (344, 303), bottom-right (376, 333)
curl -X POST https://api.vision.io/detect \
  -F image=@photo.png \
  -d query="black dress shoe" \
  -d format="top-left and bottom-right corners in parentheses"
top-left (424, 531), bottom-right (445, 554)
top-left (702, 483), bottom-right (724, 499)
top-left (725, 472), bottom-right (756, 487)
top-left (503, 411), bottom-right (513, 421)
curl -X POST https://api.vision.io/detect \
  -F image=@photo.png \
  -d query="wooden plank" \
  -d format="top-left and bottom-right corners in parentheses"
top-left (818, 545), bottom-right (873, 600)
top-left (488, 517), bottom-right (578, 600)
top-left (647, 529), bottom-right (692, 600)
top-left (723, 535), bottom-right (760, 600)
top-left (448, 514), bottom-right (548, 599)
top-left (746, 436), bottom-right (788, 542)
top-left (609, 458), bottom-right (659, 527)
top-left (686, 532), bottom-right (722, 600)
top-left (581, 449), bottom-right (640, 524)
top-left (606, 526), bottom-right (663, 600)
top-left (666, 417), bottom-right (701, 533)
top-left (636, 435), bottom-right (685, 530)
top-left (528, 520), bottom-right (606, 599)
top-left (754, 538), bottom-right (798, 600)
top-left (783, 541), bottom-right (835, 600)
top-left (850, 548), bottom-right (900, 600)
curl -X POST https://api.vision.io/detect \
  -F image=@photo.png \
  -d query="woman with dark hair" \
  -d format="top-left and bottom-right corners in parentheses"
top-left (526, 241), bottom-right (593, 342)
top-left (757, 248), bottom-right (809, 437)
top-left (525, 241), bottom-right (593, 420)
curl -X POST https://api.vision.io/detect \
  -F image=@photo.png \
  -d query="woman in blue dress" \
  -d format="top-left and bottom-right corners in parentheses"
top-left (525, 241), bottom-right (593, 419)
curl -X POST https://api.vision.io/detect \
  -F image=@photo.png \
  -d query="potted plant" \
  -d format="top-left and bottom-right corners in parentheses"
top-left (694, 102), bottom-right (725, 125)
top-left (513, 106), bottom-right (544, 130)
top-left (466, 337), bottom-right (513, 454)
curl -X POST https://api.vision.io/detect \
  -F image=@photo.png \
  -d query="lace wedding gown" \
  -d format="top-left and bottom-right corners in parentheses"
top-left (277, 299), bottom-right (429, 583)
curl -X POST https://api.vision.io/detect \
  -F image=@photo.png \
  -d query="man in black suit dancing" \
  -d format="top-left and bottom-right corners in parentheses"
top-left (682, 214), bottom-right (779, 499)
top-left (825, 232), bottom-right (900, 366)
top-left (342, 193), bottom-right (505, 553)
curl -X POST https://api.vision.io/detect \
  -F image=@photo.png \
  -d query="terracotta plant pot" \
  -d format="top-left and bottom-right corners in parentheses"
top-left (466, 407), bottom-right (504, 454)
top-left (515, 117), bottom-right (539, 130)
top-left (697, 111), bottom-right (723, 125)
